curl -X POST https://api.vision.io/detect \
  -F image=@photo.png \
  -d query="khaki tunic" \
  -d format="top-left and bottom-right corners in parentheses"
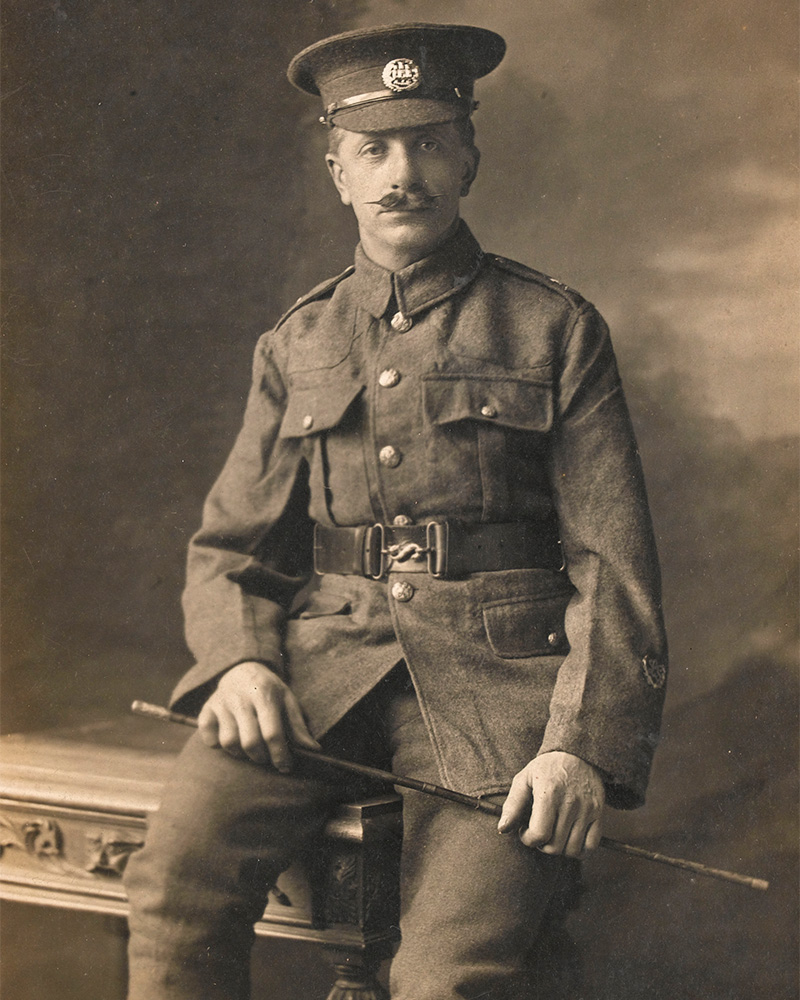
top-left (173, 222), bottom-right (668, 808)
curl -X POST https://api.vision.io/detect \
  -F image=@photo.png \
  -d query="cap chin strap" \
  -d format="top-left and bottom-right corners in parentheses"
top-left (320, 88), bottom-right (478, 126)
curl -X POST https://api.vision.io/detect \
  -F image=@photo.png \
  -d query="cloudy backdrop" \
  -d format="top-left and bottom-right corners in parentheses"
top-left (3, 1), bottom-right (797, 996)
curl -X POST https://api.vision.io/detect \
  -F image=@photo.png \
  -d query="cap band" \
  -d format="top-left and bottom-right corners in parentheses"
top-left (321, 87), bottom-right (476, 126)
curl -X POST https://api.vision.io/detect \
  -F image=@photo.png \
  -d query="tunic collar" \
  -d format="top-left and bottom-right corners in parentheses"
top-left (351, 220), bottom-right (484, 320)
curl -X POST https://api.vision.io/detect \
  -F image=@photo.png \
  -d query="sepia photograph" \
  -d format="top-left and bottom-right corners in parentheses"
top-left (2, 1), bottom-right (797, 998)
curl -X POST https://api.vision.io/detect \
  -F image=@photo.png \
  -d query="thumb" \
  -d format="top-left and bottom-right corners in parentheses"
top-left (284, 693), bottom-right (321, 750)
top-left (498, 776), bottom-right (532, 834)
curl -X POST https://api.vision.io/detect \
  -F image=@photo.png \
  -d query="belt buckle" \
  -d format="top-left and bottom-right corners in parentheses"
top-left (426, 521), bottom-right (449, 578)
top-left (368, 523), bottom-right (430, 578)
top-left (366, 523), bottom-right (386, 579)
top-left (385, 540), bottom-right (429, 573)
top-left (367, 521), bottom-right (449, 578)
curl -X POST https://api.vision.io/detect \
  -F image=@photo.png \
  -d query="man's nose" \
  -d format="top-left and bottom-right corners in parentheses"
top-left (388, 146), bottom-right (424, 190)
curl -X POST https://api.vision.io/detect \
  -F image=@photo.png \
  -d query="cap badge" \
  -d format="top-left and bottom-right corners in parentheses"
top-left (382, 58), bottom-right (421, 93)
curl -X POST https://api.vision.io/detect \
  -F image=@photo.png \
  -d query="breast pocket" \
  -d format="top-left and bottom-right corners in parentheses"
top-left (482, 592), bottom-right (571, 658)
top-left (422, 373), bottom-right (554, 521)
top-left (278, 377), bottom-right (369, 524)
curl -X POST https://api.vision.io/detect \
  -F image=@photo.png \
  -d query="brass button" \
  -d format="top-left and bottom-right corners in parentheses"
top-left (547, 631), bottom-right (560, 647)
top-left (391, 580), bottom-right (415, 602)
top-left (302, 414), bottom-right (314, 430)
top-left (379, 445), bottom-right (402, 468)
top-left (379, 368), bottom-right (401, 388)
top-left (480, 404), bottom-right (498, 419)
top-left (390, 311), bottom-right (413, 333)
top-left (392, 514), bottom-right (414, 526)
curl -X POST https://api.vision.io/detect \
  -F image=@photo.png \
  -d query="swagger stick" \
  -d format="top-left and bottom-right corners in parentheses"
top-left (131, 700), bottom-right (499, 815)
top-left (131, 700), bottom-right (769, 891)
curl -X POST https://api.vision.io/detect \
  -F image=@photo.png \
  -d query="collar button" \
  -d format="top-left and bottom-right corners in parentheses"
top-left (390, 311), bottom-right (413, 333)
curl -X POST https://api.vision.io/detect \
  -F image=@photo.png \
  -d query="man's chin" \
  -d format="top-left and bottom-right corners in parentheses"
top-left (385, 227), bottom-right (446, 255)
top-left (359, 213), bottom-right (459, 268)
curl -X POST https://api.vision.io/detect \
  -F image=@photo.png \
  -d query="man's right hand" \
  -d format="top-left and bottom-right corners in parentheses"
top-left (197, 661), bottom-right (320, 771)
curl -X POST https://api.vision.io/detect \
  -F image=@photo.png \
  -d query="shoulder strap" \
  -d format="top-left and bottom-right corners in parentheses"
top-left (274, 266), bottom-right (355, 329)
top-left (487, 254), bottom-right (581, 304)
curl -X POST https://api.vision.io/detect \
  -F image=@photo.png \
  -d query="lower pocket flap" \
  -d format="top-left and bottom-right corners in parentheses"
top-left (482, 594), bottom-right (570, 658)
top-left (297, 592), bottom-right (352, 619)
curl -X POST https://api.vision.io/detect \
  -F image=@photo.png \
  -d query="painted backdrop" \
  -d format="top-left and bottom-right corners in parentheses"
top-left (2, 1), bottom-right (797, 997)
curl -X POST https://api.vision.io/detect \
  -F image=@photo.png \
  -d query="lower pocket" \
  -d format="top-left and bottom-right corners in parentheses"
top-left (296, 591), bottom-right (352, 619)
top-left (481, 593), bottom-right (571, 658)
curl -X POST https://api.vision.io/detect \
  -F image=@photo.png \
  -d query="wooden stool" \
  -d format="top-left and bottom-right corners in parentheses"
top-left (0, 718), bottom-right (402, 999)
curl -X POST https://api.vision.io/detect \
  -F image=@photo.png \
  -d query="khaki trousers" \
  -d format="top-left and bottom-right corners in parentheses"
top-left (125, 668), bottom-right (580, 1000)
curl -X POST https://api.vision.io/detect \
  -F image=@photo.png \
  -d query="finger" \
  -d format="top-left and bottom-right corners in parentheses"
top-left (214, 705), bottom-right (243, 755)
top-left (254, 699), bottom-right (293, 773)
top-left (563, 814), bottom-right (593, 858)
top-left (537, 798), bottom-right (580, 855)
top-left (498, 774), bottom-right (532, 833)
top-left (583, 817), bottom-right (603, 854)
top-left (198, 703), bottom-right (221, 746)
top-left (234, 704), bottom-right (270, 765)
top-left (518, 789), bottom-right (560, 849)
top-left (283, 693), bottom-right (321, 750)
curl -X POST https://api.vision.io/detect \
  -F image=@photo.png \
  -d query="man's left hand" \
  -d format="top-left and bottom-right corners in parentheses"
top-left (498, 751), bottom-right (605, 858)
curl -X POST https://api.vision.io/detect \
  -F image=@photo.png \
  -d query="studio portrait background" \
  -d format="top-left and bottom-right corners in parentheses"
top-left (2, 1), bottom-right (797, 997)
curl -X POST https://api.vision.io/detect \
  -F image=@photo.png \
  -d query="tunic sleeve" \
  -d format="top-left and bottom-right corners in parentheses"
top-left (537, 303), bottom-right (668, 809)
top-left (170, 331), bottom-right (314, 714)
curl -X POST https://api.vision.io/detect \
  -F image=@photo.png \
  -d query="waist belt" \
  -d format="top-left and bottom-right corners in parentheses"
top-left (313, 521), bottom-right (564, 580)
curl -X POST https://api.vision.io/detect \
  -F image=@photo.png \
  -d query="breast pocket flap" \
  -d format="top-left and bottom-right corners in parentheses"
top-left (279, 382), bottom-right (365, 438)
top-left (423, 375), bottom-right (553, 432)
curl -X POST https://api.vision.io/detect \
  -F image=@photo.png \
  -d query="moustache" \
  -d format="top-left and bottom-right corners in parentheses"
top-left (367, 192), bottom-right (442, 211)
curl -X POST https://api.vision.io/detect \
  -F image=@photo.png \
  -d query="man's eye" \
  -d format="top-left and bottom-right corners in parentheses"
top-left (419, 140), bottom-right (439, 151)
top-left (360, 143), bottom-right (384, 157)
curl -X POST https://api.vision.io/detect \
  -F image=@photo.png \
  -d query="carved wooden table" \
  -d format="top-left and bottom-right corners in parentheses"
top-left (0, 718), bottom-right (402, 999)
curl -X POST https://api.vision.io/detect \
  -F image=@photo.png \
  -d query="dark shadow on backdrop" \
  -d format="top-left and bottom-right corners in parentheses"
top-left (2, 0), bottom-right (362, 732)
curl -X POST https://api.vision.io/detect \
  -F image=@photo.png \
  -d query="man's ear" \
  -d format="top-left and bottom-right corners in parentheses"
top-left (325, 154), bottom-right (352, 206)
top-left (460, 147), bottom-right (480, 198)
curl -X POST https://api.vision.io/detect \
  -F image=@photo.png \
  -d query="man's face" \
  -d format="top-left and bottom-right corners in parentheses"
top-left (325, 122), bottom-right (479, 270)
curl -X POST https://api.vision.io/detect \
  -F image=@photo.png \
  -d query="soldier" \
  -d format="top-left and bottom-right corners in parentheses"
top-left (125, 22), bottom-right (668, 1000)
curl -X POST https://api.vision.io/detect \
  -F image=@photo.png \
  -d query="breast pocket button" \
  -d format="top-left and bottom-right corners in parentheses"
top-left (379, 445), bottom-right (402, 468)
